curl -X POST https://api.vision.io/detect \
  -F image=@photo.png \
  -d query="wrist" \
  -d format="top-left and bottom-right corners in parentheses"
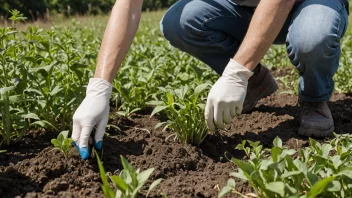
top-left (222, 59), bottom-right (254, 81)
top-left (87, 78), bottom-right (113, 96)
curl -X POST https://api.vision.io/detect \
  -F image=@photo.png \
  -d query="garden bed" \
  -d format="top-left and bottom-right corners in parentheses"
top-left (1, 71), bottom-right (352, 198)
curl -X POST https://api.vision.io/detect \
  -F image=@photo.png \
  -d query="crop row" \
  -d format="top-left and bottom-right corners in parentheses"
top-left (1, 10), bottom-right (352, 197)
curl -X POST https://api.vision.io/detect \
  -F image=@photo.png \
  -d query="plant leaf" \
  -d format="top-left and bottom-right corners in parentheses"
top-left (218, 186), bottom-right (233, 198)
top-left (307, 176), bottom-right (335, 198)
top-left (22, 113), bottom-right (40, 120)
top-left (137, 168), bottom-right (154, 186)
top-left (147, 178), bottom-right (163, 197)
top-left (266, 181), bottom-right (285, 197)
top-left (150, 105), bottom-right (168, 117)
top-left (273, 136), bottom-right (282, 148)
top-left (110, 175), bottom-right (128, 193)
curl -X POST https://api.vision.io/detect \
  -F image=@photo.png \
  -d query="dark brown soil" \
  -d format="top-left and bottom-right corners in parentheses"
top-left (1, 71), bottom-right (352, 197)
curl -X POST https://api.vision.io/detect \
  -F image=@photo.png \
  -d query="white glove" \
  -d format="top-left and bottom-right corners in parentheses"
top-left (205, 59), bottom-right (253, 130)
top-left (72, 78), bottom-right (112, 159)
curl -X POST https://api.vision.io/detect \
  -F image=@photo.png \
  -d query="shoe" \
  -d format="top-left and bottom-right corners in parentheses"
top-left (242, 64), bottom-right (278, 113)
top-left (298, 100), bottom-right (334, 137)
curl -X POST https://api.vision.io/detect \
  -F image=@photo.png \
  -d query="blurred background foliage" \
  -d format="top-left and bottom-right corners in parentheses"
top-left (0, 0), bottom-right (178, 20)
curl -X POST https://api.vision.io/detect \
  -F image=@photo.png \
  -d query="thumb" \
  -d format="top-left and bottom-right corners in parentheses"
top-left (94, 110), bottom-right (109, 150)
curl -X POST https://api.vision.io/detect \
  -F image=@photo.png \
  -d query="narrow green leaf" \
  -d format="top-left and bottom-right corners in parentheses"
top-left (218, 186), bottom-right (233, 198)
top-left (231, 158), bottom-right (255, 175)
top-left (307, 176), bottom-right (335, 198)
top-left (110, 175), bottom-right (128, 193)
top-left (147, 178), bottom-right (163, 197)
top-left (273, 136), bottom-right (282, 148)
top-left (193, 83), bottom-right (209, 95)
top-left (95, 150), bottom-right (115, 198)
top-left (155, 122), bottom-right (166, 129)
top-left (0, 85), bottom-right (16, 95)
top-left (271, 147), bottom-right (282, 163)
top-left (146, 100), bottom-right (164, 106)
top-left (150, 105), bottom-right (168, 117)
top-left (137, 168), bottom-right (154, 185)
top-left (49, 85), bottom-right (63, 96)
top-left (120, 155), bottom-right (138, 188)
top-left (101, 185), bottom-right (116, 198)
top-left (230, 170), bottom-right (249, 181)
top-left (22, 113), bottom-right (40, 120)
top-left (281, 171), bottom-right (302, 179)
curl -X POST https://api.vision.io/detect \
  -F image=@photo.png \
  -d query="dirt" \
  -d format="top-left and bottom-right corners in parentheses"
top-left (1, 71), bottom-right (352, 198)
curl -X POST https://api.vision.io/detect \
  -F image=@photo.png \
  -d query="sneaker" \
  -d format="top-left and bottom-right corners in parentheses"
top-left (242, 64), bottom-right (278, 113)
top-left (298, 100), bottom-right (334, 137)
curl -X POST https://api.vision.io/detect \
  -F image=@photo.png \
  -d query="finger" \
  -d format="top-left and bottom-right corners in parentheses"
top-left (205, 99), bottom-right (216, 131)
top-left (223, 108), bottom-right (232, 124)
top-left (72, 120), bottom-right (81, 149)
top-left (230, 106), bottom-right (237, 117)
top-left (94, 111), bottom-right (109, 150)
top-left (79, 125), bottom-right (93, 160)
top-left (214, 105), bottom-right (225, 129)
top-left (236, 105), bottom-right (243, 115)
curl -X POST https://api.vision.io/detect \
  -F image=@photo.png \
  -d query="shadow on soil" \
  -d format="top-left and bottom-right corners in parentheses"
top-left (0, 132), bottom-right (55, 168)
top-left (0, 167), bottom-right (40, 198)
top-left (200, 98), bottom-right (352, 162)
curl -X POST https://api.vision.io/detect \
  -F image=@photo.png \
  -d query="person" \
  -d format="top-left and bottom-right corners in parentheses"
top-left (71, 0), bottom-right (349, 159)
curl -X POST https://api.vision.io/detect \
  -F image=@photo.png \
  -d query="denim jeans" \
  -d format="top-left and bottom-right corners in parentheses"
top-left (160, 0), bottom-right (349, 102)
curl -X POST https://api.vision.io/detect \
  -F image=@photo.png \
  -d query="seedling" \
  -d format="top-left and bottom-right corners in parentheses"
top-left (51, 130), bottom-right (73, 158)
top-left (149, 83), bottom-right (210, 145)
top-left (96, 152), bottom-right (162, 198)
top-left (219, 134), bottom-right (352, 198)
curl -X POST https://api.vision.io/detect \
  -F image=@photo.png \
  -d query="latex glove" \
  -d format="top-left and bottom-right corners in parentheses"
top-left (205, 59), bottom-right (253, 130)
top-left (72, 78), bottom-right (112, 160)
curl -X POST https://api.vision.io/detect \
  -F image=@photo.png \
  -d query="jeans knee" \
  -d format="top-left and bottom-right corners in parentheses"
top-left (160, 0), bottom-right (208, 49)
top-left (286, 4), bottom-right (343, 65)
top-left (287, 29), bottom-right (339, 61)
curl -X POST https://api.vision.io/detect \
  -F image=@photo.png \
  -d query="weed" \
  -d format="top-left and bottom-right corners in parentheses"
top-left (96, 151), bottom-right (162, 198)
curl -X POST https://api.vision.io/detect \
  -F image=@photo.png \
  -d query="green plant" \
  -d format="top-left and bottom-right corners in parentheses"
top-left (9, 9), bottom-right (27, 28)
top-left (334, 33), bottom-right (352, 93)
top-left (219, 134), bottom-right (352, 198)
top-left (275, 69), bottom-right (299, 96)
top-left (51, 130), bottom-right (73, 158)
top-left (96, 152), bottom-right (162, 198)
top-left (149, 83), bottom-right (210, 145)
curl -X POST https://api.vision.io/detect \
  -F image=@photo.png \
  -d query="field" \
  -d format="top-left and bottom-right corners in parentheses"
top-left (1, 10), bottom-right (352, 198)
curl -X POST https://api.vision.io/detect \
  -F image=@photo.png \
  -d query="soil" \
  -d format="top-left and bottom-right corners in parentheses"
top-left (1, 69), bottom-right (352, 198)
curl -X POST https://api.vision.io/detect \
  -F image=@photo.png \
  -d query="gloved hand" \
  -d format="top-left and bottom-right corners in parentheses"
top-left (72, 78), bottom-right (112, 160)
top-left (205, 59), bottom-right (253, 130)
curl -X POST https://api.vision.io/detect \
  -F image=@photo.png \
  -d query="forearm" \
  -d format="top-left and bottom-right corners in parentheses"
top-left (94, 0), bottom-right (143, 83)
top-left (234, 0), bottom-right (295, 70)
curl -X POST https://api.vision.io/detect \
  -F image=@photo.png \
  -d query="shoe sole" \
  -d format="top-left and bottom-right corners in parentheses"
top-left (298, 126), bottom-right (334, 138)
top-left (242, 79), bottom-right (278, 113)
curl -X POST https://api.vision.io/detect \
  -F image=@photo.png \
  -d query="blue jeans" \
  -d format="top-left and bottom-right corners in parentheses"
top-left (160, 0), bottom-right (349, 102)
